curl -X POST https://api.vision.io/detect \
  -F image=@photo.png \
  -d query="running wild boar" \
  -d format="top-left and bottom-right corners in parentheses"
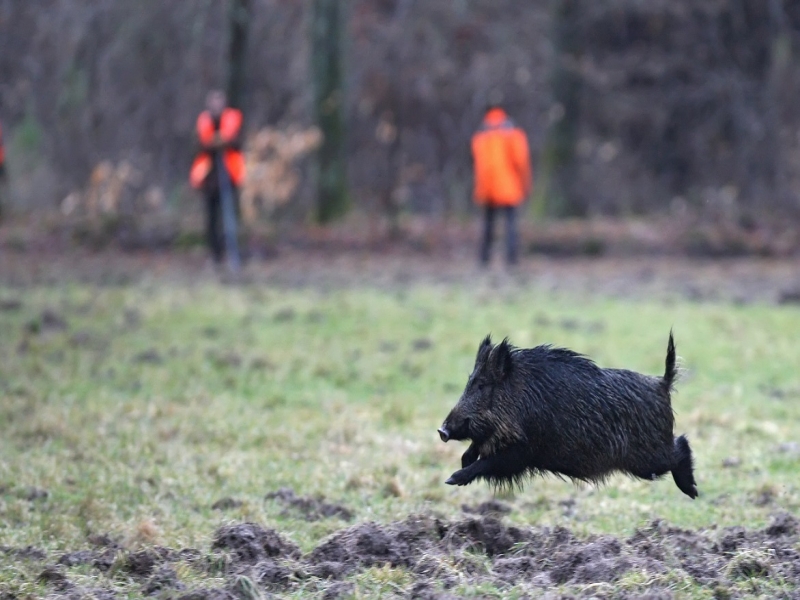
top-left (438, 332), bottom-right (697, 498)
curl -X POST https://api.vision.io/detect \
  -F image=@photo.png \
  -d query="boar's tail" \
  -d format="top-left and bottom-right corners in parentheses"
top-left (663, 330), bottom-right (677, 392)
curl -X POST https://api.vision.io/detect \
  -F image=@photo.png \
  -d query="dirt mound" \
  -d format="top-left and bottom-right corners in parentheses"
top-left (765, 511), bottom-right (799, 536)
top-left (24, 309), bottom-right (68, 334)
top-left (142, 565), bottom-right (184, 595)
top-left (265, 487), bottom-right (354, 522)
top-left (211, 522), bottom-right (301, 565)
top-left (222, 513), bottom-right (800, 595)
top-left (119, 548), bottom-right (177, 578)
top-left (211, 497), bottom-right (243, 511)
top-left (37, 565), bottom-right (70, 590)
top-left (306, 515), bottom-right (445, 577)
top-left (0, 545), bottom-right (47, 561)
top-left (16, 511), bottom-right (800, 598)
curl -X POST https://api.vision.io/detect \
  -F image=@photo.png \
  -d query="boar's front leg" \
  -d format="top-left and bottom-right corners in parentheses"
top-left (446, 446), bottom-right (528, 486)
top-left (461, 443), bottom-right (480, 468)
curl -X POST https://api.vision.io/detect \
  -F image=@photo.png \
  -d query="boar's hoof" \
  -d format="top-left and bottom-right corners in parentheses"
top-left (438, 428), bottom-right (450, 443)
top-left (445, 469), bottom-right (472, 486)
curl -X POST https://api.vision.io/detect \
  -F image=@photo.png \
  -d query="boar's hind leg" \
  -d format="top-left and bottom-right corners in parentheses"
top-left (630, 463), bottom-right (671, 482)
top-left (446, 447), bottom-right (528, 486)
top-left (461, 443), bottom-right (480, 468)
top-left (671, 435), bottom-right (698, 499)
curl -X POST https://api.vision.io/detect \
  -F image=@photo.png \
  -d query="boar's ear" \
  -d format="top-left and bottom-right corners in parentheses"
top-left (475, 335), bottom-right (492, 367)
top-left (489, 338), bottom-right (514, 380)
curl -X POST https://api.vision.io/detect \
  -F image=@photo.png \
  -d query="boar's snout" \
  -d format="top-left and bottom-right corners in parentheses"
top-left (438, 427), bottom-right (450, 443)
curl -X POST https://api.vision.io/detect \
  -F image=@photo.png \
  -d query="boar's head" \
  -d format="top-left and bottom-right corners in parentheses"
top-left (438, 335), bottom-right (513, 445)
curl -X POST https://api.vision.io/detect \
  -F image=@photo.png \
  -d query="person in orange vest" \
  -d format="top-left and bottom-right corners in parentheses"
top-left (471, 105), bottom-right (532, 266)
top-left (190, 90), bottom-right (246, 263)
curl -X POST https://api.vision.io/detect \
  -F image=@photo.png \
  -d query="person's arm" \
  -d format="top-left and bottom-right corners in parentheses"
top-left (512, 130), bottom-right (532, 196)
top-left (218, 110), bottom-right (243, 151)
top-left (471, 135), bottom-right (484, 204)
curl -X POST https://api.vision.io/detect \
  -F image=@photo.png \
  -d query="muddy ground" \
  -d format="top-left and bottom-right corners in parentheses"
top-left (2, 240), bottom-right (800, 309)
top-left (1, 216), bottom-right (800, 304)
top-left (3, 491), bottom-right (799, 599)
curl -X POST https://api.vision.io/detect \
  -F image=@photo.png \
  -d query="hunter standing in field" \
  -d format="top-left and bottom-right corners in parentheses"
top-left (190, 90), bottom-right (245, 264)
top-left (471, 105), bottom-right (532, 266)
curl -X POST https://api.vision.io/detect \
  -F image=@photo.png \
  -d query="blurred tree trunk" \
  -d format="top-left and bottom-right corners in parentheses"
top-left (312, 0), bottom-right (349, 223)
top-left (381, 0), bottom-right (413, 238)
top-left (765, 0), bottom-right (790, 210)
top-left (226, 0), bottom-right (250, 110)
top-left (543, 0), bottom-right (584, 217)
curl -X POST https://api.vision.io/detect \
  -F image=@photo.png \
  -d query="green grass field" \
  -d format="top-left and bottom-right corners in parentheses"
top-left (1, 272), bottom-right (799, 598)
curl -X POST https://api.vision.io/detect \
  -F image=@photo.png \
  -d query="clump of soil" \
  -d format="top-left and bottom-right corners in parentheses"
top-left (0, 298), bottom-right (22, 311)
top-left (207, 350), bottom-right (242, 369)
top-left (321, 581), bottom-right (354, 600)
top-left (25, 309), bottom-right (68, 334)
top-left (211, 522), bottom-right (301, 565)
top-left (765, 511), bottom-right (798, 537)
top-left (132, 348), bottom-right (163, 364)
top-left (211, 497), bottom-right (243, 511)
top-left (444, 515), bottom-right (529, 557)
top-left (57, 550), bottom-right (94, 567)
top-left (411, 337), bottom-right (433, 351)
top-left (0, 545), bottom-right (47, 561)
top-left (37, 565), bottom-right (71, 590)
top-left (120, 549), bottom-right (160, 577)
top-left (142, 565), bottom-right (184, 595)
top-left (20, 486), bottom-right (48, 501)
top-left (69, 330), bottom-right (108, 351)
top-left (306, 515), bottom-right (447, 579)
top-left (273, 308), bottom-right (296, 322)
top-left (265, 488), bottom-right (354, 521)
top-left (461, 500), bottom-right (512, 516)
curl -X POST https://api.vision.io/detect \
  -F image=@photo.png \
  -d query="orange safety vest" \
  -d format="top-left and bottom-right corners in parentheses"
top-left (471, 108), bottom-right (532, 207)
top-left (189, 108), bottom-right (245, 189)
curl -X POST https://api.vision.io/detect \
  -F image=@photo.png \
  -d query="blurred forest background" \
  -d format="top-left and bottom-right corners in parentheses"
top-left (2, 0), bottom-right (800, 250)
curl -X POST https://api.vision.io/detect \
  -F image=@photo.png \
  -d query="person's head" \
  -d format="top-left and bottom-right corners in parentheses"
top-left (483, 104), bottom-right (508, 122)
top-left (485, 103), bottom-right (504, 115)
top-left (206, 90), bottom-right (227, 117)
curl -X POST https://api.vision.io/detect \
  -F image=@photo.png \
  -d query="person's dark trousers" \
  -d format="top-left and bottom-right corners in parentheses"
top-left (480, 204), bottom-right (518, 266)
top-left (204, 186), bottom-right (240, 264)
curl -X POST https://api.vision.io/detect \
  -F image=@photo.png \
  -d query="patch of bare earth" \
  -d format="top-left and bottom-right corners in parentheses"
top-left (12, 501), bottom-right (800, 598)
top-left (2, 216), bottom-right (800, 304)
top-left (3, 240), bottom-right (800, 309)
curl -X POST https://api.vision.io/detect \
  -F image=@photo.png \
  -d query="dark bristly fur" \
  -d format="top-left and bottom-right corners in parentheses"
top-left (438, 331), bottom-right (698, 499)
